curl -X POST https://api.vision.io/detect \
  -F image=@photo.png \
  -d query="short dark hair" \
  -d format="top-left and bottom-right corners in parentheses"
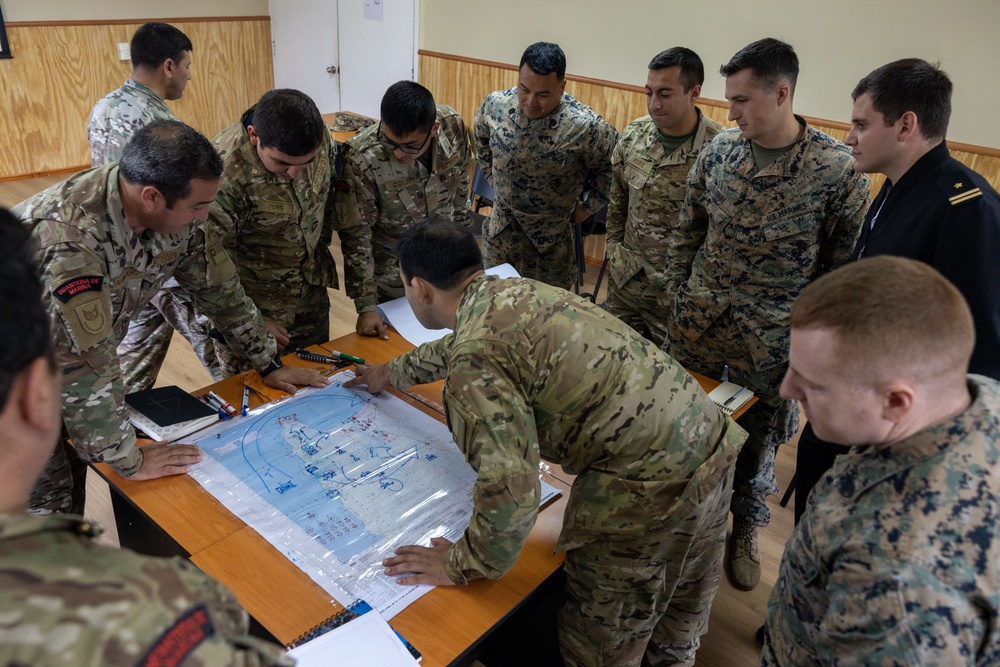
top-left (0, 208), bottom-right (51, 412)
top-left (251, 89), bottom-right (326, 156)
top-left (720, 38), bottom-right (798, 92)
top-left (119, 121), bottom-right (222, 207)
top-left (130, 22), bottom-right (192, 70)
top-left (648, 47), bottom-right (705, 92)
top-left (380, 81), bottom-right (437, 136)
top-left (396, 219), bottom-right (484, 290)
top-left (852, 58), bottom-right (953, 141)
top-left (520, 42), bottom-right (566, 80)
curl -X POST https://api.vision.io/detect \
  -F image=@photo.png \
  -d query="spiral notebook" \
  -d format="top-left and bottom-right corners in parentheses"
top-left (287, 600), bottom-right (421, 665)
top-left (124, 385), bottom-right (219, 442)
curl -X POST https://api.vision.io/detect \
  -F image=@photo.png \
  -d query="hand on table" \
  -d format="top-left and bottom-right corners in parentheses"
top-left (264, 318), bottom-right (291, 347)
top-left (263, 366), bottom-right (330, 394)
top-left (128, 442), bottom-right (203, 480)
top-left (342, 364), bottom-right (392, 394)
top-left (382, 537), bottom-right (456, 586)
top-left (356, 311), bottom-right (389, 340)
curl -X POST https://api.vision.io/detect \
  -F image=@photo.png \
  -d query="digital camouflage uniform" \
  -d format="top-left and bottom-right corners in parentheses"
top-left (761, 376), bottom-right (1000, 666)
top-left (87, 79), bottom-right (211, 393)
top-left (87, 78), bottom-right (177, 167)
top-left (662, 120), bottom-right (870, 528)
top-left (124, 106), bottom-right (343, 380)
top-left (337, 104), bottom-right (472, 313)
top-left (605, 110), bottom-right (723, 343)
top-left (386, 274), bottom-right (747, 666)
top-left (474, 90), bottom-right (618, 289)
top-left (0, 513), bottom-right (291, 666)
top-left (12, 165), bottom-right (277, 514)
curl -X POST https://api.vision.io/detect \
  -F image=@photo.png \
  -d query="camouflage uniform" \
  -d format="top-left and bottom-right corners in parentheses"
top-left (386, 274), bottom-right (747, 666)
top-left (0, 512), bottom-right (291, 666)
top-left (605, 110), bottom-right (723, 343)
top-left (125, 106), bottom-right (343, 380)
top-left (473, 90), bottom-right (618, 289)
top-left (760, 376), bottom-right (1000, 666)
top-left (337, 105), bottom-right (472, 313)
top-left (12, 165), bottom-right (277, 514)
top-left (662, 120), bottom-right (870, 527)
top-left (87, 78), bottom-right (177, 167)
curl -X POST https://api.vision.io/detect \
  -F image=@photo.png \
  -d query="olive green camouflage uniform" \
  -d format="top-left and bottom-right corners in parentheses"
top-left (337, 105), bottom-right (472, 312)
top-left (0, 513), bottom-right (291, 666)
top-left (474, 90), bottom-right (618, 289)
top-left (12, 165), bottom-right (277, 514)
top-left (386, 274), bottom-right (747, 666)
top-left (605, 110), bottom-right (722, 343)
top-left (761, 376), bottom-right (1000, 666)
top-left (124, 106), bottom-right (343, 380)
top-left (87, 78), bottom-right (177, 167)
top-left (662, 120), bottom-right (870, 528)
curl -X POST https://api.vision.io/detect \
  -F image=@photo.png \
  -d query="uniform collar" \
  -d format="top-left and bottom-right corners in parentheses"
top-left (889, 141), bottom-right (950, 191)
top-left (733, 115), bottom-right (812, 180)
top-left (644, 108), bottom-right (714, 164)
top-left (511, 92), bottom-right (569, 130)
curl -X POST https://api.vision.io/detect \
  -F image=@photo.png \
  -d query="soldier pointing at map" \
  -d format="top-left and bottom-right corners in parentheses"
top-left (346, 219), bottom-right (747, 666)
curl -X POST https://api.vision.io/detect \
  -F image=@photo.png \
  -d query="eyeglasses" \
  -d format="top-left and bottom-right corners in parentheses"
top-left (377, 121), bottom-right (432, 155)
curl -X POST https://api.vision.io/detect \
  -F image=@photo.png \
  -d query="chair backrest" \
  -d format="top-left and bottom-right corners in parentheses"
top-left (470, 162), bottom-right (494, 212)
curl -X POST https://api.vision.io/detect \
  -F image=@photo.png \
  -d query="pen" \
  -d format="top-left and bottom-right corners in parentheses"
top-left (322, 360), bottom-right (353, 377)
top-left (241, 384), bottom-right (250, 417)
top-left (722, 386), bottom-right (748, 407)
top-left (203, 394), bottom-right (231, 420)
top-left (208, 390), bottom-right (237, 416)
top-left (328, 350), bottom-right (365, 365)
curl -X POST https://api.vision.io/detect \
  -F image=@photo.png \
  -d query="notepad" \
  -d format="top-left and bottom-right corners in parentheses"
top-left (287, 609), bottom-right (421, 666)
top-left (124, 385), bottom-right (219, 442)
top-left (707, 381), bottom-right (755, 416)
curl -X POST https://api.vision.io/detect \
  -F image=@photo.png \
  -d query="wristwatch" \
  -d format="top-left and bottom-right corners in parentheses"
top-left (260, 356), bottom-right (284, 377)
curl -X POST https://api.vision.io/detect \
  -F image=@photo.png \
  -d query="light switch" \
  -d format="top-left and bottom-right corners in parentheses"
top-left (117, 42), bottom-right (130, 61)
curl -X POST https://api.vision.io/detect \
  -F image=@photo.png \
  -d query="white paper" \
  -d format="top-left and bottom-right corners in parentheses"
top-left (377, 264), bottom-right (521, 347)
top-left (288, 611), bottom-right (418, 666)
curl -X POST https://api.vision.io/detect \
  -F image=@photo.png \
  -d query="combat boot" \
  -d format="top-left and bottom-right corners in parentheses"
top-left (727, 521), bottom-right (760, 591)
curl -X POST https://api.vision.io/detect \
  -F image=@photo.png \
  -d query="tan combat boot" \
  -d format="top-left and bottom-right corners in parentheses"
top-left (727, 521), bottom-right (760, 591)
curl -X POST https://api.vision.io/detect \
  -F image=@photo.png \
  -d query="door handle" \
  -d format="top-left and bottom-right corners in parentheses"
top-left (326, 65), bottom-right (339, 74)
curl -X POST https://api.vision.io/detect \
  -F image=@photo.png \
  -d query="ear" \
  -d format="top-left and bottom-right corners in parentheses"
top-left (558, 78), bottom-right (567, 96)
top-left (411, 276), bottom-right (434, 305)
top-left (429, 120), bottom-right (442, 138)
top-left (247, 125), bottom-right (260, 146)
top-left (162, 57), bottom-right (178, 80)
top-left (775, 83), bottom-right (791, 108)
top-left (688, 84), bottom-right (702, 103)
top-left (139, 186), bottom-right (164, 213)
top-left (896, 111), bottom-right (920, 143)
top-left (881, 382), bottom-right (915, 423)
top-left (16, 357), bottom-right (60, 434)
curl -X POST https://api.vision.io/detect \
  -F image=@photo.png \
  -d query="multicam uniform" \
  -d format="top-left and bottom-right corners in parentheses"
top-left (474, 90), bottom-right (618, 289)
top-left (605, 110), bottom-right (722, 343)
top-left (87, 78), bottom-right (177, 167)
top-left (386, 274), bottom-right (747, 666)
top-left (662, 119), bottom-right (870, 528)
top-left (0, 513), bottom-right (291, 666)
top-left (761, 376), bottom-right (1000, 666)
top-left (13, 165), bottom-right (277, 514)
top-left (337, 105), bottom-right (472, 313)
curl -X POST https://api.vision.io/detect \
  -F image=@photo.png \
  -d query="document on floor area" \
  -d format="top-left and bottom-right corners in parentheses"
top-left (187, 370), bottom-right (560, 619)
top-left (377, 263), bottom-right (521, 346)
top-left (287, 610), bottom-right (419, 666)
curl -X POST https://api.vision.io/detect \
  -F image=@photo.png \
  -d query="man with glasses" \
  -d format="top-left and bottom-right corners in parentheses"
top-left (337, 80), bottom-right (472, 338)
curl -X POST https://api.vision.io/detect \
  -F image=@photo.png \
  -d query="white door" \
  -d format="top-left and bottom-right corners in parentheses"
top-left (337, 0), bottom-right (419, 118)
top-left (269, 0), bottom-right (341, 114)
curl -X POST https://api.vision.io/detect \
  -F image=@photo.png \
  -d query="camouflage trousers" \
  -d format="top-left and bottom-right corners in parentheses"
top-left (558, 465), bottom-right (733, 666)
top-left (117, 283), bottom-right (219, 393)
top-left (482, 220), bottom-right (577, 290)
top-left (28, 438), bottom-right (88, 515)
top-left (211, 284), bottom-right (332, 376)
top-left (604, 272), bottom-right (669, 346)
top-left (665, 311), bottom-right (799, 528)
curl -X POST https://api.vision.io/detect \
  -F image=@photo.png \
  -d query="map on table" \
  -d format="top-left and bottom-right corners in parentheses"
top-left (188, 370), bottom-right (559, 618)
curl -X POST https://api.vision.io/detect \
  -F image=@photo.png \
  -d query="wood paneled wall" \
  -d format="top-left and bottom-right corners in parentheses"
top-left (0, 17), bottom-right (274, 180)
top-left (419, 50), bottom-right (1000, 263)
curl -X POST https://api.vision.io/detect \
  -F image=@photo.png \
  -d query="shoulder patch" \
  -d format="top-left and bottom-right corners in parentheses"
top-left (335, 180), bottom-right (351, 193)
top-left (138, 604), bottom-right (215, 667)
top-left (53, 276), bottom-right (103, 303)
top-left (937, 170), bottom-right (984, 206)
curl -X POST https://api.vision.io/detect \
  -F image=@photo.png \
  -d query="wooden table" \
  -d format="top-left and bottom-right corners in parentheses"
top-left (95, 331), bottom-right (754, 665)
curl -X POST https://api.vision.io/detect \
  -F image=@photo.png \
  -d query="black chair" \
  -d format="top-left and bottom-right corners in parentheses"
top-left (468, 162), bottom-right (494, 239)
top-left (572, 205), bottom-right (609, 304)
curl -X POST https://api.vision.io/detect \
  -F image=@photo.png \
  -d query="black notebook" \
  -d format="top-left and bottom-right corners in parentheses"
top-left (124, 385), bottom-right (218, 442)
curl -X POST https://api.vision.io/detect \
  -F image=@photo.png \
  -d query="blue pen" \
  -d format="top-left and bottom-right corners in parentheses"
top-left (241, 385), bottom-right (250, 417)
